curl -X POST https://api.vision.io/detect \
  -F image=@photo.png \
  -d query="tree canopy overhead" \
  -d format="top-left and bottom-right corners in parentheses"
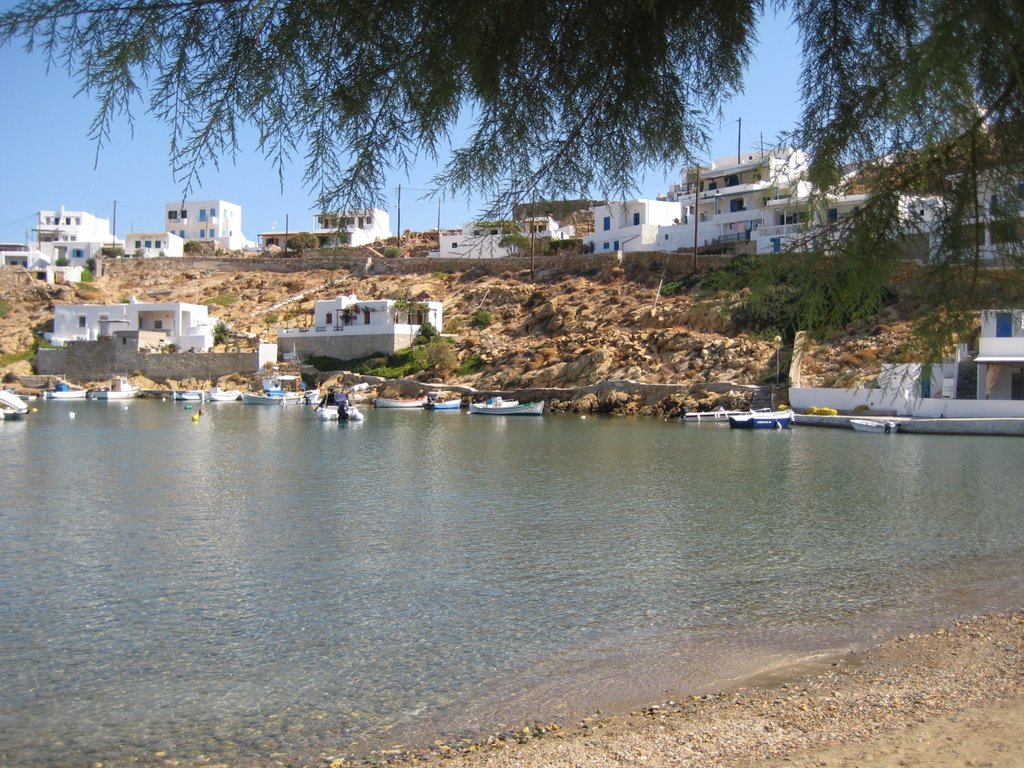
top-left (5, 0), bottom-right (1024, 351)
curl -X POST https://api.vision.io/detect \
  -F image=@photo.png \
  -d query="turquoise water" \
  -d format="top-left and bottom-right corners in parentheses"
top-left (1, 400), bottom-right (1022, 766)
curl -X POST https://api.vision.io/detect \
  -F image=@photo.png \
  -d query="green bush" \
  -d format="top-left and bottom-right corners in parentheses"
top-left (470, 309), bottom-right (494, 329)
top-left (212, 320), bottom-right (230, 346)
top-left (416, 321), bottom-right (439, 343)
top-left (0, 300), bottom-right (8, 318)
top-left (183, 240), bottom-right (204, 254)
top-left (81, 269), bottom-right (94, 282)
top-left (457, 353), bottom-right (483, 376)
top-left (425, 338), bottom-right (456, 374)
top-left (383, 246), bottom-right (402, 258)
top-left (207, 293), bottom-right (238, 307)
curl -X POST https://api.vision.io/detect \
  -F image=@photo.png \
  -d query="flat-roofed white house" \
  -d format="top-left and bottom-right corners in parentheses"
top-left (432, 222), bottom-right (518, 259)
top-left (164, 199), bottom-right (253, 250)
top-left (277, 294), bottom-right (443, 360)
top-left (35, 208), bottom-right (123, 266)
top-left (975, 309), bottom-right (1024, 400)
top-left (0, 244), bottom-right (84, 284)
top-left (126, 231), bottom-right (185, 259)
top-left (584, 199), bottom-right (683, 254)
top-left (49, 301), bottom-right (216, 351)
top-left (258, 209), bottom-right (392, 250)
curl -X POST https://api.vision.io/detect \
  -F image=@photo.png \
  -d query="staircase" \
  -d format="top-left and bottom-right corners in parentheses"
top-left (956, 360), bottom-right (978, 399)
top-left (750, 385), bottom-right (775, 410)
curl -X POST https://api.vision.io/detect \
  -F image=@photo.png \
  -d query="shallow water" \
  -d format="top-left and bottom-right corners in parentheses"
top-left (1, 401), bottom-right (1022, 765)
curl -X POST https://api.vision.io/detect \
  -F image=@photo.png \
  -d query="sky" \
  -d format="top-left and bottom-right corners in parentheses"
top-left (0, 7), bottom-right (801, 246)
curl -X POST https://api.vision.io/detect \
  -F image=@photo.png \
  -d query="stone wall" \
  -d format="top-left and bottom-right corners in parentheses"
top-left (36, 340), bottom-right (261, 383)
top-left (281, 332), bottom-right (417, 360)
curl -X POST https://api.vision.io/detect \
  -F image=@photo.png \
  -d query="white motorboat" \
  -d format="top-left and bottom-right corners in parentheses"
top-left (374, 395), bottom-right (429, 408)
top-left (207, 387), bottom-right (242, 402)
top-left (727, 409), bottom-right (795, 429)
top-left (850, 418), bottom-right (898, 433)
top-left (42, 382), bottom-right (88, 400)
top-left (0, 390), bottom-right (29, 419)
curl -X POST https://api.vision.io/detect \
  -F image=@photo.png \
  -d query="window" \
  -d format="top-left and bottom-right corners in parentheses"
top-left (771, 237), bottom-right (782, 253)
top-left (996, 312), bottom-right (1014, 337)
top-left (326, 312), bottom-right (333, 325)
top-left (210, 208), bottom-right (216, 218)
top-left (135, 240), bottom-right (142, 248)
top-left (724, 174), bottom-right (739, 186)
top-left (209, 229), bottom-right (216, 238)
top-left (199, 229), bottom-right (206, 238)
top-left (613, 240), bottom-right (620, 250)
top-left (632, 212), bottom-right (640, 226)
top-left (78, 315), bottom-right (86, 328)
top-left (179, 230), bottom-right (185, 239)
top-left (145, 240), bottom-right (153, 248)
top-left (602, 242), bottom-right (610, 250)
top-left (603, 216), bottom-right (611, 231)
top-left (729, 199), bottom-right (746, 213)
top-left (168, 210), bottom-right (178, 220)
top-left (198, 209), bottom-right (207, 222)
top-left (155, 240), bottom-right (162, 248)
top-left (827, 208), bottom-right (838, 223)
top-left (154, 320), bottom-right (163, 330)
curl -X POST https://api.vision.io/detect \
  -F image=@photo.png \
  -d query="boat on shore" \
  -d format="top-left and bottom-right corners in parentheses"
top-left (0, 390), bottom-right (29, 419)
top-left (469, 397), bottom-right (545, 416)
top-left (850, 418), bottom-right (899, 433)
top-left (728, 409), bottom-right (795, 429)
top-left (88, 377), bottom-right (140, 400)
top-left (42, 381), bottom-right (89, 400)
top-left (375, 395), bottom-right (429, 408)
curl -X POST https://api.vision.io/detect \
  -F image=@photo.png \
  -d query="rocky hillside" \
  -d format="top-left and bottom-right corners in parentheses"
top-left (0, 252), bottom-right (914, 408)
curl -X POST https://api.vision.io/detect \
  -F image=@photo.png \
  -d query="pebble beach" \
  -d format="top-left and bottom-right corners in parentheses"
top-left (345, 612), bottom-right (1023, 768)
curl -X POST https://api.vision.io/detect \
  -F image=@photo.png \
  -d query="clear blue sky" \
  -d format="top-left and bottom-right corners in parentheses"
top-left (0, 8), bottom-right (801, 245)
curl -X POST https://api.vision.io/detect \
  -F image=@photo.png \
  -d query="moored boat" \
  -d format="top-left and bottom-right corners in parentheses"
top-left (88, 376), bottom-right (140, 400)
top-left (850, 418), bottom-right (898, 433)
top-left (469, 397), bottom-right (544, 416)
top-left (172, 389), bottom-right (205, 401)
top-left (424, 392), bottom-right (463, 410)
top-left (0, 390), bottom-right (29, 419)
top-left (42, 381), bottom-right (89, 400)
top-left (374, 395), bottom-right (429, 408)
top-left (314, 388), bottom-right (364, 421)
top-left (683, 406), bottom-right (769, 422)
top-left (727, 409), bottom-right (795, 429)
top-left (207, 387), bottom-right (242, 402)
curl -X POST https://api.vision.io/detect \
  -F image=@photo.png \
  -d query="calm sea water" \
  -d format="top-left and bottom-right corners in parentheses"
top-left (1, 400), bottom-right (1022, 766)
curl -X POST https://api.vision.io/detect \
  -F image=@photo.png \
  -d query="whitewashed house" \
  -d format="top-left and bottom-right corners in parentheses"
top-left (258, 208), bottom-right (392, 250)
top-left (277, 294), bottom-right (443, 360)
top-left (35, 208), bottom-right (123, 266)
top-left (0, 244), bottom-right (84, 284)
top-left (432, 222), bottom-right (518, 259)
top-left (975, 309), bottom-right (1024, 400)
top-left (164, 199), bottom-right (253, 250)
top-left (126, 231), bottom-right (185, 259)
top-left (584, 199), bottom-right (682, 254)
top-left (49, 301), bottom-right (216, 351)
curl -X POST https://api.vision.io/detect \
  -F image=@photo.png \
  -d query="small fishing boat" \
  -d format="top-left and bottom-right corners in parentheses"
top-left (374, 395), bottom-right (429, 408)
top-left (424, 392), bottom-right (463, 410)
top-left (243, 374), bottom-right (305, 404)
top-left (850, 418), bottom-right (898, 434)
top-left (0, 390), bottom-right (29, 419)
top-left (683, 406), bottom-right (769, 422)
top-left (727, 409), bottom-right (795, 429)
top-left (89, 376), bottom-right (140, 400)
top-left (207, 387), bottom-right (242, 402)
top-left (469, 397), bottom-right (544, 416)
top-left (42, 381), bottom-right (89, 400)
top-left (172, 389), bottom-right (205, 401)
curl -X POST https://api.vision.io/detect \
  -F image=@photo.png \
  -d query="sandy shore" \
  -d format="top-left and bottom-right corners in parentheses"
top-left (339, 612), bottom-right (1023, 768)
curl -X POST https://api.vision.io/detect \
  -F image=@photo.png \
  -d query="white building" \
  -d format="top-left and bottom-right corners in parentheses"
top-left (125, 231), bottom-right (185, 259)
top-left (258, 208), bottom-right (392, 250)
top-left (277, 294), bottom-right (444, 359)
top-left (50, 301), bottom-right (216, 351)
top-left (975, 309), bottom-right (1024, 400)
top-left (35, 208), bottom-right (123, 266)
top-left (0, 244), bottom-right (84, 284)
top-left (164, 199), bottom-right (252, 250)
top-left (585, 199), bottom-right (683, 254)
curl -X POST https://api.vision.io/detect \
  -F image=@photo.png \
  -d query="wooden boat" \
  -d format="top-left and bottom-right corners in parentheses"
top-left (469, 397), bottom-right (544, 416)
top-left (89, 376), bottom-right (140, 400)
top-left (0, 390), bottom-right (29, 419)
top-left (243, 374), bottom-right (305, 404)
top-left (206, 387), bottom-right (242, 402)
top-left (850, 418), bottom-right (898, 433)
top-left (374, 395), bottom-right (429, 408)
top-left (42, 381), bottom-right (89, 400)
top-left (727, 409), bottom-right (794, 429)
top-left (424, 392), bottom-right (463, 410)
top-left (241, 391), bottom-right (287, 405)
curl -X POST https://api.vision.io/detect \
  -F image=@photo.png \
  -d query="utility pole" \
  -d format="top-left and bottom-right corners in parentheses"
top-left (737, 117), bottom-right (742, 164)
top-left (692, 168), bottom-right (700, 272)
top-left (284, 214), bottom-right (289, 258)
top-left (111, 199), bottom-right (117, 255)
top-left (396, 184), bottom-right (402, 247)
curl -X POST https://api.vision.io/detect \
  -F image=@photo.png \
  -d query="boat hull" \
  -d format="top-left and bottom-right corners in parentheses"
top-left (424, 399), bottom-right (462, 410)
top-left (375, 397), bottom-right (429, 408)
top-left (0, 391), bottom-right (29, 419)
top-left (207, 389), bottom-right (242, 402)
top-left (728, 410), bottom-right (794, 429)
top-left (850, 418), bottom-right (898, 433)
top-left (469, 401), bottom-right (545, 416)
top-left (42, 389), bottom-right (88, 400)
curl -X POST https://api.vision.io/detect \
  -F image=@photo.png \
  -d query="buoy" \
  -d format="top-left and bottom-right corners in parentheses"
top-left (191, 414), bottom-right (200, 422)
top-left (31, 407), bottom-right (38, 413)
top-left (184, 405), bottom-right (193, 410)
top-left (69, 411), bottom-right (76, 419)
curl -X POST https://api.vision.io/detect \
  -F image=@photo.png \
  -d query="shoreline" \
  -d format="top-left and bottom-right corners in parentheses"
top-left (340, 612), bottom-right (1023, 768)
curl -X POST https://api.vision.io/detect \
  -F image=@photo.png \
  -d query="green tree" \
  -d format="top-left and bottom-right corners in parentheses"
top-left (183, 241), bottom-right (204, 255)
top-left (6, 1), bottom-right (1024, 350)
top-left (286, 231), bottom-right (320, 256)
top-left (212, 320), bottom-right (230, 346)
top-left (498, 231), bottom-right (530, 255)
